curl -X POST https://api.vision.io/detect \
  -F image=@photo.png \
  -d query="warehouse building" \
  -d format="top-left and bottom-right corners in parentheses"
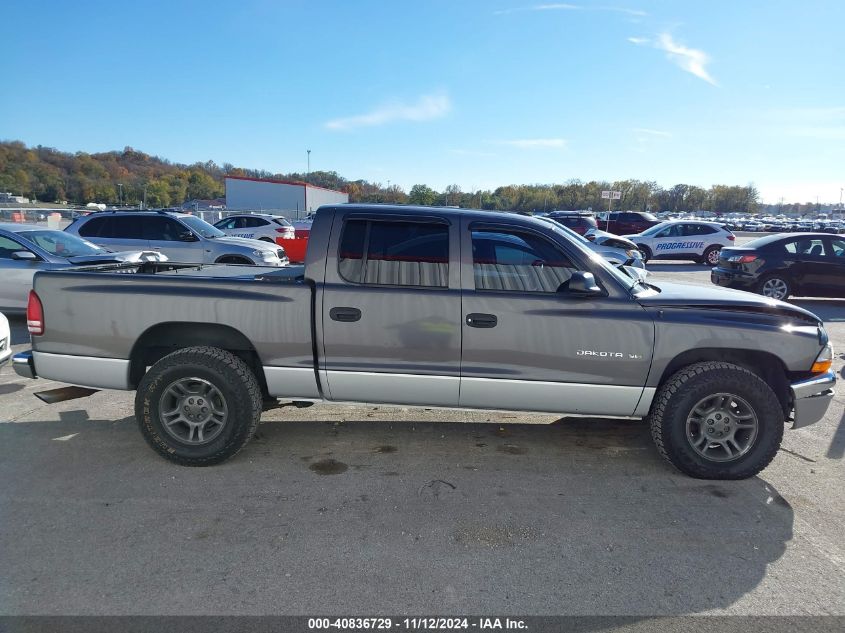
top-left (225, 176), bottom-right (348, 218)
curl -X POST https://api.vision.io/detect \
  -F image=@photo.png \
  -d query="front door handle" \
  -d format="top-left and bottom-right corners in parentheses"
top-left (330, 307), bottom-right (362, 322)
top-left (466, 313), bottom-right (497, 328)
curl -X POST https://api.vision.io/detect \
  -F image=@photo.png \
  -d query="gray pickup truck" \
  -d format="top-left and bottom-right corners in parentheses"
top-left (13, 204), bottom-right (836, 479)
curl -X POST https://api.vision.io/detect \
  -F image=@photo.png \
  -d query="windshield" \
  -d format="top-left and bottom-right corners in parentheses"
top-left (178, 215), bottom-right (226, 238)
top-left (16, 230), bottom-right (106, 258)
top-left (639, 221), bottom-right (670, 236)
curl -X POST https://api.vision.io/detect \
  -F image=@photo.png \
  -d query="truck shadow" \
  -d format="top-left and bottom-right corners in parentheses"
top-left (0, 414), bottom-right (794, 615)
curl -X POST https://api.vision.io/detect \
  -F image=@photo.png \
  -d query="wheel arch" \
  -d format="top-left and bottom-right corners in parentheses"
top-left (215, 254), bottom-right (254, 265)
top-left (128, 322), bottom-right (267, 394)
top-left (656, 347), bottom-right (790, 415)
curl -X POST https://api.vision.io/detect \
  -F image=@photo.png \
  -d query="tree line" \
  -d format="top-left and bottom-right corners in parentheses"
top-left (0, 140), bottom-right (774, 215)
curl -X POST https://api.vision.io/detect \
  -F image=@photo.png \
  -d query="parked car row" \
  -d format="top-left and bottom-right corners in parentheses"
top-left (723, 218), bottom-right (845, 233)
top-left (0, 211), bottom-right (290, 312)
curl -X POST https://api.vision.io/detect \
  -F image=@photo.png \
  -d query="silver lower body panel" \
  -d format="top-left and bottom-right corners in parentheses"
top-left (32, 351), bottom-right (131, 390)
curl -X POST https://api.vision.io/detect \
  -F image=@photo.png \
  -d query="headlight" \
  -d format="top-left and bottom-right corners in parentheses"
top-left (253, 249), bottom-right (277, 260)
top-left (811, 343), bottom-right (833, 374)
top-left (627, 249), bottom-right (642, 259)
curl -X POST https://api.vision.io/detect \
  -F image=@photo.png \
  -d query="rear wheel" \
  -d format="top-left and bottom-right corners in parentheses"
top-left (702, 245), bottom-right (721, 266)
top-left (758, 275), bottom-right (791, 300)
top-left (648, 362), bottom-right (783, 479)
top-left (637, 244), bottom-right (652, 263)
top-left (135, 346), bottom-right (262, 466)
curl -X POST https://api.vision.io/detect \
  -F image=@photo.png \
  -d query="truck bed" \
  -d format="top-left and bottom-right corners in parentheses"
top-left (28, 262), bottom-right (318, 396)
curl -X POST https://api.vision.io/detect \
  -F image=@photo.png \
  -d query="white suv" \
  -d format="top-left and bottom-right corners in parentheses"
top-left (213, 214), bottom-right (295, 242)
top-left (625, 220), bottom-right (735, 265)
top-left (0, 312), bottom-right (11, 369)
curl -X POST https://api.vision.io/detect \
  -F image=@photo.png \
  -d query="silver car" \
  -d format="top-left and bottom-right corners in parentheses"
top-left (537, 217), bottom-right (645, 270)
top-left (0, 223), bottom-right (166, 313)
top-left (65, 211), bottom-right (288, 267)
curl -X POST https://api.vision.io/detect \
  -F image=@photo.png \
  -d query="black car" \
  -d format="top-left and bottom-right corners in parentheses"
top-left (711, 232), bottom-right (845, 300)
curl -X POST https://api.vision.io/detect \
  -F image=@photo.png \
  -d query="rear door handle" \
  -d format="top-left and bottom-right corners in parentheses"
top-left (330, 307), bottom-right (362, 322)
top-left (466, 313), bottom-right (497, 328)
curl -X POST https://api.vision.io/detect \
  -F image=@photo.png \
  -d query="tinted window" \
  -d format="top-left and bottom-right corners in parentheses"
top-left (178, 216), bottom-right (225, 238)
top-left (78, 216), bottom-right (108, 237)
top-left (244, 217), bottom-right (268, 228)
top-left (0, 235), bottom-right (30, 259)
top-left (86, 216), bottom-right (143, 239)
top-left (338, 219), bottom-right (449, 287)
top-left (828, 238), bottom-right (845, 257)
top-left (472, 229), bottom-right (575, 292)
top-left (143, 217), bottom-right (185, 241)
top-left (215, 218), bottom-right (237, 230)
top-left (784, 238), bottom-right (825, 256)
top-left (685, 224), bottom-right (716, 235)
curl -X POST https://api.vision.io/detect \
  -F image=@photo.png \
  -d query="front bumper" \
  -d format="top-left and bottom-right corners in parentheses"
top-left (790, 370), bottom-right (836, 429)
top-left (12, 350), bottom-right (36, 379)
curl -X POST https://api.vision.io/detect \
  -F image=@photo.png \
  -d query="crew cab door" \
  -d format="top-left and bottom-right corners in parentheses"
top-left (458, 218), bottom-right (654, 416)
top-left (319, 212), bottom-right (462, 406)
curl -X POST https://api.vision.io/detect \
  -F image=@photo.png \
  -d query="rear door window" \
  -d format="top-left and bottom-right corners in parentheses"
top-left (143, 217), bottom-right (185, 241)
top-left (338, 219), bottom-right (449, 287)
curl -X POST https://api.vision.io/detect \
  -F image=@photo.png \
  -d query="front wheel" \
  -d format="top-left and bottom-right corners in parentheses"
top-left (648, 362), bottom-right (783, 479)
top-left (637, 244), bottom-right (652, 263)
top-left (135, 346), bottom-right (262, 466)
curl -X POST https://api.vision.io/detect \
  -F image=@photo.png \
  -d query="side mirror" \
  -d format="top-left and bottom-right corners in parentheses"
top-left (11, 251), bottom-right (38, 261)
top-left (179, 231), bottom-right (198, 242)
top-left (558, 271), bottom-right (602, 297)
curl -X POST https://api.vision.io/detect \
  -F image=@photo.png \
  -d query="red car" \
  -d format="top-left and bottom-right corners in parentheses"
top-left (598, 211), bottom-right (661, 235)
top-left (546, 212), bottom-right (598, 235)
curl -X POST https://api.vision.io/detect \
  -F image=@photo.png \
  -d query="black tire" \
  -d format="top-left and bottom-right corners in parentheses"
top-left (216, 255), bottom-right (254, 265)
top-left (637, 244), bottom-right (652, 263)
top-left (702, 245), bottom-right (721, 266)
top-left (135, 346), bottom-right (262, 466)
top-left (648, 362), bottom-right (783, 479)
top-left (757, 274), bottom-right (791, 301)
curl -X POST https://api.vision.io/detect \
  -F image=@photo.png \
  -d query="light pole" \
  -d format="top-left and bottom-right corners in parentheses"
top-left (306, 150), bottom-right (311, 183)
top-left (117, 183), bottom-right (123, 206)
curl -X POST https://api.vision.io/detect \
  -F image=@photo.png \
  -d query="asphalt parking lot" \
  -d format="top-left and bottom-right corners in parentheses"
top-left (1, 258), bottom-right (844, 616)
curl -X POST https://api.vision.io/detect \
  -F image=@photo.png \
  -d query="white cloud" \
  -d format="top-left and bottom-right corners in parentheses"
top-left (655, 33), bottom-right (717, 85)
top-left (629, 32), bottom-right (717, 85)
top-left (325, 93), bottom-right (451, 131)
top-left (495, 138), bottom-right (568, 148)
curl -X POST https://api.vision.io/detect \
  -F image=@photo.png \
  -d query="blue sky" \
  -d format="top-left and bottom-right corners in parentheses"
top-left (2, 0), bottom-right (844, 203)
